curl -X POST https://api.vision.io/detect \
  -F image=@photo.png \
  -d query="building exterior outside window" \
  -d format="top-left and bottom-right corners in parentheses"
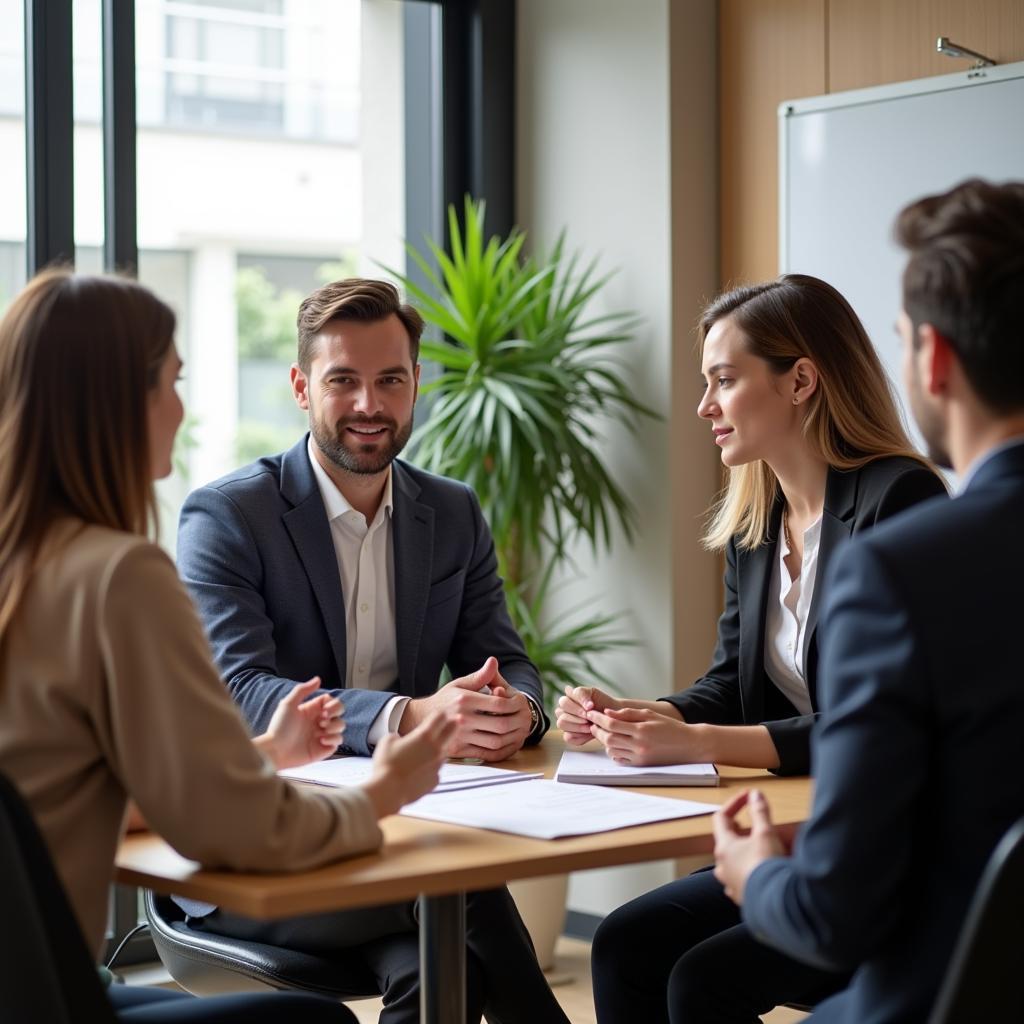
top-left (0, 0), bottom-right (407, 546)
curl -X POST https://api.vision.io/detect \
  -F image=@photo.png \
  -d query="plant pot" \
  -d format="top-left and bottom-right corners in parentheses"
top-left (507, 873), bottom-right (569, 972)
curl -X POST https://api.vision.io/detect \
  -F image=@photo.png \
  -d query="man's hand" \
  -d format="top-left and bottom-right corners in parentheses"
top-left (254, 677), bottom-right (345, 770)
top-left (713, 789), bottom-right (787, 905)
top-left (399, 657), bottom-right (532, 762)
top-left (556, 685), bottom-right (621, 746)
top-left (363, 711), bottom-right (457, 818)
top-left (585, 706), bottom-right (702, 765)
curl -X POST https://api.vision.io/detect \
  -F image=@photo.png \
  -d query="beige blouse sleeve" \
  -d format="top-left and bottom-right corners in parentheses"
top-left (93, 540), bottom-right (382, 870)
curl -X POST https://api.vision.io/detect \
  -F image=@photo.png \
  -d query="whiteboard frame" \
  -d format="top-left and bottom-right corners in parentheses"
top-left (778, 59), bottom-right (1024, 271)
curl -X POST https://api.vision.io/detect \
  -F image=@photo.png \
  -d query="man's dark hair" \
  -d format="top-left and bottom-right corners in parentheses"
top-left (296, 278), bottom-right (424, 372)
top-left (896, 178), bottom-right (1024, 413)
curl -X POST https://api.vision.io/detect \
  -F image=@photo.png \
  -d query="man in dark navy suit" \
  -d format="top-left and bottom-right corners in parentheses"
top-left (713, 179), bottom-right (1024, 1023)
top-left (176, 279), bottom-right (567, 1024)
top-left (179, 278), bottom-right (547, 760)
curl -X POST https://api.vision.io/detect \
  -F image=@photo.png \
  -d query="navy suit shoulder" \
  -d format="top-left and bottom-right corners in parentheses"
top-left (193, 451), bottom-right (475, 520)
top-left (392, 458), bottom-right (474, 497)
top-left (199, 451), bottom-right (286, 490)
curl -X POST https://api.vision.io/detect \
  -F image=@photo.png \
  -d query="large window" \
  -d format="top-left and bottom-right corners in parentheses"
top-left (131, 0), bottom-right (413, 542)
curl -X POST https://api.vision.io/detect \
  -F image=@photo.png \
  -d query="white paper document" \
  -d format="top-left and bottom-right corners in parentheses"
top-left (399, 778), bottom-right (718, 839)
top-left (279, 756), bottom-right (541, 793)
top-left (554, 750), bottom-right (720, 787)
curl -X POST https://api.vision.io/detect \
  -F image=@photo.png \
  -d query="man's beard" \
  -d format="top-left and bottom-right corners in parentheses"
top-left (310, 413), bottom-right (413, 475)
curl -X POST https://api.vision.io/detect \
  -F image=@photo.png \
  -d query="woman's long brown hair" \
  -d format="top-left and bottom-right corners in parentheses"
top-left (0, 269), bottom-right (175, 633)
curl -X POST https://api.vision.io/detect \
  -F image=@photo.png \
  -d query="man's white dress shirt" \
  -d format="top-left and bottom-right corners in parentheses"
top-left (307, 437), bottom-right (409, 745)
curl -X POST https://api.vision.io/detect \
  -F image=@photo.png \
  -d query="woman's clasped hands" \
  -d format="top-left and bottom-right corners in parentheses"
top-left (556, 684), bottom-right (705, 766)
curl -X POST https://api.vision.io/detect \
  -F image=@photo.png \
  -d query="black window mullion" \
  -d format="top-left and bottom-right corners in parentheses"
top-left (102, 0), bottom-right (138, 275)
top-left (24, 0), bottom-right (74, 273)
top-left (438, 0), bottom-right (515, 243)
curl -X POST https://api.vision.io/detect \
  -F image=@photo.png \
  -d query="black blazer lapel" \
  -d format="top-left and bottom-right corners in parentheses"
top-left (802, 466), bottom-right (858, 707)
top-left (738, 499), bottom-right (782, 723)
top-left (392, 463), bottom-right (434, 697)
top-left (280, 437), bottom-right (348, 684)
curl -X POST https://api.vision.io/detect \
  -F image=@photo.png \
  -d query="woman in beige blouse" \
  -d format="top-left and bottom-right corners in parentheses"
top-left (0, 269), bottom-right (454, 1022)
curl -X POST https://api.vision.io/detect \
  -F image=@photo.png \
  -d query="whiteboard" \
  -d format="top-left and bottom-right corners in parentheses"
top-left (780, 60), bottom-right (1024, 451)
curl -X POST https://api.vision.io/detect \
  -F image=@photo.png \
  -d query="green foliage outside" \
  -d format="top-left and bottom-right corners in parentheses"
top-left (235, 420), bottom-right (306, 465)
top-left (172, 412), bottom-right (200, 479)
top-left (234, 256), bottom-right (358, 462)
top-left (235, 255), bottom-right (357, 361)
top-left (235, 268), bottom-right (305, 362)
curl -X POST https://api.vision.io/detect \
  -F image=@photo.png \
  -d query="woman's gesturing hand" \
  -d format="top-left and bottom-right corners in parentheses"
top-left (363, 711), bottom-right (457, 818)
top-left (255, 677), bottom-right (345, 770)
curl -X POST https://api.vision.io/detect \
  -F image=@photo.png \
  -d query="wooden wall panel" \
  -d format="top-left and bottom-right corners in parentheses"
top-left (829, 0), bottom-right (1024, 93)
top-left (720, 0), bottom-right (1024, 287)
top-left (719, 0), bottom-right (826, 287)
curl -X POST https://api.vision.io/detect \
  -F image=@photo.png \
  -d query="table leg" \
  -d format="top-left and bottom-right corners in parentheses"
top-left (419, 890), bottom-right (466, 1024)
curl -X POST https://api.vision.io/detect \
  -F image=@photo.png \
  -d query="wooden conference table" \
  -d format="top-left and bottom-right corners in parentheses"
top-left (116, 735), bottom-right (812, 1024)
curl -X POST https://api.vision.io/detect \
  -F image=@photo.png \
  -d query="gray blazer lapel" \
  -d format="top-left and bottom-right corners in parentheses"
top-left (280, 437), bottom-right (348, 684)
top-left (392, 463), bottom-right (434, 696)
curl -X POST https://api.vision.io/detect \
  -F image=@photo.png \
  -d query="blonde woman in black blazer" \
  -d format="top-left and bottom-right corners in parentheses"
top-left (658, 453), bottom-right (944, 777)
top-left (558, 276), bottom-right (947, 1024)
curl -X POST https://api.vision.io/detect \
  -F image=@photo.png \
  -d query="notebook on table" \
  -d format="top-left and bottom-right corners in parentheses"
top-left (554, 749), bottom-right (720, 787)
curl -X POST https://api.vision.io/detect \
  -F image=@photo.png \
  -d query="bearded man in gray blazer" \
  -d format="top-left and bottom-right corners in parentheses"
top-left (176, 278), bottom-right (566, 1024)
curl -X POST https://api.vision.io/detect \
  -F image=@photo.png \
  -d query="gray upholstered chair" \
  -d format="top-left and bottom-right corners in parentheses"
top-left (144, 890), bottom-right (380, 1002)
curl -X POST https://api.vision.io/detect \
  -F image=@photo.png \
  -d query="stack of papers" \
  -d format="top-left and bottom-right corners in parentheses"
top-left (554, 750), bottom-right (719, 787)
top-left (279, 756), bottom-right (542, 794)
top-left (400, 779), bottom-right (717, 839)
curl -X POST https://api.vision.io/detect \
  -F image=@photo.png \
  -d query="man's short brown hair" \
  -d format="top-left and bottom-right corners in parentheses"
top-left (296, 278), bottom-right (424, 372)
top-left (896, 178), bottom-right (1024, 414)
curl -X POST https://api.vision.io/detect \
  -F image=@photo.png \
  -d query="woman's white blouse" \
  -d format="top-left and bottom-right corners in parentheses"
top-left (763, 516), bottom-right (822, 716)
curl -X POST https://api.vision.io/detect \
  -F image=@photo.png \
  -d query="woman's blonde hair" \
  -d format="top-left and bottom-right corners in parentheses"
top-left (0, 268), bottom-right (175, 632)
top-left (701, 274), bottom-right (928, 552)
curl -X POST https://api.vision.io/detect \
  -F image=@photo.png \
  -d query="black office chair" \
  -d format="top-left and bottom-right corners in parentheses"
top-left (144, 890), bottom-right (380, 1001)
top-left (0, 771), bottom-right (118, 1023)
top-left (929, 815), bottom-right (1024, 1023)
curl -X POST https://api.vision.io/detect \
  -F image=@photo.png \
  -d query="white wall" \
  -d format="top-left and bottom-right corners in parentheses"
top-left (518, 0), bottom-right (677, 917)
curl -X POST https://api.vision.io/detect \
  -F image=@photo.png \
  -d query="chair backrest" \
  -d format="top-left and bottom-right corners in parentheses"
top-left (0, 771), bottom-right (117, 1023)
top-left (929, 815), bottom-right (1024, 1023)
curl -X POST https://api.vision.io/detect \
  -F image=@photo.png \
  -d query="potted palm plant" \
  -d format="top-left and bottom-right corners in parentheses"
top-left (385, 198), bottom-right (658, 968)
top-left (387, 197), bottom-right (655, 704)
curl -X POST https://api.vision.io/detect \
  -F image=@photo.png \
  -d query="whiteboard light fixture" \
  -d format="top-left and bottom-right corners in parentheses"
top-left (936, 36), bottom-right (996, 68)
